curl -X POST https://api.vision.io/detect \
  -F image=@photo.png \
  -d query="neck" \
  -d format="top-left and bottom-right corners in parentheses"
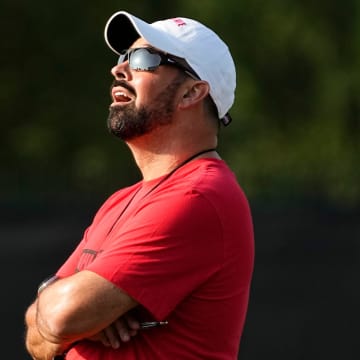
top-left (127, 139), bottom-right (219, 181)
top-left (125, 110), bottom-right (220, 180)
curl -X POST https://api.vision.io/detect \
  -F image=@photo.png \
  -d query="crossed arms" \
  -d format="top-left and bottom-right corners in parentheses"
top-left (25, 270), bottom-right (139, 360)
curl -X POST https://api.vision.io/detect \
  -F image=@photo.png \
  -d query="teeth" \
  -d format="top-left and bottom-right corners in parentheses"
top-left (114, 91), bottom-right (131, 102)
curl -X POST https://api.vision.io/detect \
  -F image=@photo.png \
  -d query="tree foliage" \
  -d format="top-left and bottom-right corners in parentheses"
top-left (1, 0), bottom-right (359, 208)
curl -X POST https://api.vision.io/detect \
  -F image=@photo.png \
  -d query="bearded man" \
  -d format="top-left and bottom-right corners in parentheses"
top-left (25, 11), bottom-right (254, 360)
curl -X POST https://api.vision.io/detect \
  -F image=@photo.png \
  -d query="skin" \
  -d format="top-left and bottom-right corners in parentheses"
top-left (25, 272), bottom-right (139, 359)
top-left (24, 37), bottom-right (220, 360)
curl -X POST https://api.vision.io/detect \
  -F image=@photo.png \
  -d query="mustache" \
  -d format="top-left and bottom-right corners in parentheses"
top-left (110, 80), bottom-right (136, 97)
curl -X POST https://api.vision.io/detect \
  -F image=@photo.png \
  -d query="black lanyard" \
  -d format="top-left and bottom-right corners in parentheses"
top-left (106, 148), bottom-right (216, 236)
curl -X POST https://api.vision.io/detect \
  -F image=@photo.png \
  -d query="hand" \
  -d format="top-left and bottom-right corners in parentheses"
top-left (25, 301), bottom-right (70, 360)
top-left (88, 313), bottom-right (140, 349)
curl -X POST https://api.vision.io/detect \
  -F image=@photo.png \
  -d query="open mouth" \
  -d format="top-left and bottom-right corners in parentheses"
top-left (114, 91), bottom-right (132, 103)
top-left (111, 87), bottom-right (134, 105)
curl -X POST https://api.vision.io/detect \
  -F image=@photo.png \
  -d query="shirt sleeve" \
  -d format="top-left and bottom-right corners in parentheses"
top-left (56, 227), bottom-right (90, 277)
top-left (85, 188), bottom-right (224, 320)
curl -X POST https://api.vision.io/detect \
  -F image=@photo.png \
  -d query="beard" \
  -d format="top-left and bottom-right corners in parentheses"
top-left (107, 73), bottom-right (186, 141)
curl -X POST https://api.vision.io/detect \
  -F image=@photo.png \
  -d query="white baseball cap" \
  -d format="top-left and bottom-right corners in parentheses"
top-left (104, 11), bottom-right (236, 126)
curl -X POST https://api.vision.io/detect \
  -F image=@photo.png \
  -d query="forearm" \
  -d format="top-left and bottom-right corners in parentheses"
top-left (36, 271), bottom-right (137, 338)
top-left (25, 301), bottom-right (69, 360)
top-left (25, 270), bottom-right (138, 358)
top-left (25, 300), bottom-right (138, 359)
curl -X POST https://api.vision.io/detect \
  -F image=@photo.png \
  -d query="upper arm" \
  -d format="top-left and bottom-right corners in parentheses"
top-left (36, 270), bottom-right (138, 343)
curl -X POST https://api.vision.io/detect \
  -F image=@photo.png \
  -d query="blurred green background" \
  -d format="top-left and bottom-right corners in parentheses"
top-left (2, 0), bottom-right (359, 207)
top-left (1, 0), bottom-right (359, 359)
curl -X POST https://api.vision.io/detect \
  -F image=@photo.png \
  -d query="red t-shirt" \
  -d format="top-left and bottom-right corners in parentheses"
top-left (57, 158), bottom-right (254, 360)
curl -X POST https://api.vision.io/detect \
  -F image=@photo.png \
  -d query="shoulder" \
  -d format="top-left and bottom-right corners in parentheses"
top-left (163, 158), bottom-right (245, 206)
top-left (140, 158), bottom-right (247, 223)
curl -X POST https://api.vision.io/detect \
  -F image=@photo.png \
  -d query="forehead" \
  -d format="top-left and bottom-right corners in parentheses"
top-left (131, 37), bottom-right (151, 49)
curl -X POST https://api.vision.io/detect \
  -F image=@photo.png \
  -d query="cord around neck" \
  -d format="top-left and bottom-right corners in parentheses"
top-left (172, 148), bottom-right (217, 172)
top-left (143, 147), bottom-right (216, 196)
top-left (106, 148), bottom-right (216, 237)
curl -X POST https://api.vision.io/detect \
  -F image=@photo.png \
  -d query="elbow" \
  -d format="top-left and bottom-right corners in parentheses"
top-left (37, 302), bottom-right (73, 342)
top-left (36, 285), bottom-right (79, 342)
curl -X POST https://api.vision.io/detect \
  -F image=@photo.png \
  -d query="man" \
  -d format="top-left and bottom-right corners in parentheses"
top-left (25, 10), bottom-right (254, 360)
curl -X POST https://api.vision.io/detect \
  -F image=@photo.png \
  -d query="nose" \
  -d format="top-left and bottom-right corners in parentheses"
top-left (111, 61), bottom-right (131, 80)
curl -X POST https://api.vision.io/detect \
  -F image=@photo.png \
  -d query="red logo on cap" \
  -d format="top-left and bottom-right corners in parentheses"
top-left (171, 18), bottom-right (186, 26)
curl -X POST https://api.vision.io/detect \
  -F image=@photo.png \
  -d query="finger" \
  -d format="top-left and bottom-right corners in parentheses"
top-left (128, 328), bottom-right (138, 337)
top-left (124, 313), bottom-right (141, 331)
top-left (104, 326), bottom-right (121, 349)
top-left (113, 319), bottom-right (131, 342)
top-left (99, 331), bottom-right (111, 347)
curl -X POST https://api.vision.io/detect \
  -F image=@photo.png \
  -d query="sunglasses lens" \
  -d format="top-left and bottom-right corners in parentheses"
top-left (117, 48), bottom-right (162, 71)
top-left (130, 48), bottom-right (162, 71)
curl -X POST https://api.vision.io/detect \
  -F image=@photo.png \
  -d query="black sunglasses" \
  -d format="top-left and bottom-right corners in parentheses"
top-left (118, 47), bottom-right (199, 80)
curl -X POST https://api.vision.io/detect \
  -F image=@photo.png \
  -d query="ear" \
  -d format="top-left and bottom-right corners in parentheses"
top-left (178, 81), bottom-right (210, 111)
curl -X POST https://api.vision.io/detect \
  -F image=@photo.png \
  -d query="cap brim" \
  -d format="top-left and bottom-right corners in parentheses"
top-left (104, 11), bottom-right (182, 57)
